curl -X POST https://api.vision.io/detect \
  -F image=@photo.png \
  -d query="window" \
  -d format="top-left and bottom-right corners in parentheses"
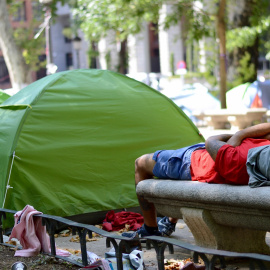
top-left (64, 37), bottom-right (72, 44)
top-left (36, 55), bottom-right (46, 80)
top-left (12, 1), bottom-right (26, 22)
top-left (66, 53), bottom-right (73, 69)
top-left (148, 23), bottom-right (160, 73)
top-left (62, 16), bottom-right (72, 43)
top-left (31, 1), bottom-right (43, 21)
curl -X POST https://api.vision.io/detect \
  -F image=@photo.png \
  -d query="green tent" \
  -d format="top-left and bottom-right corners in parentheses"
top-left (0, 69), bottom-right (204, 227)
top-left (0, 90), bottom-right (10, 104)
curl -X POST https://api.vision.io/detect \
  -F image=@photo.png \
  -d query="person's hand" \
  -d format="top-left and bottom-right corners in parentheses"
top-left (227, 134), bottom-right (242, 147)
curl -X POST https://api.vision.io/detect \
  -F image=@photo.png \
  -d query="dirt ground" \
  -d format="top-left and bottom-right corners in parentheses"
top-left (0, 245), bottom-right (81, 270)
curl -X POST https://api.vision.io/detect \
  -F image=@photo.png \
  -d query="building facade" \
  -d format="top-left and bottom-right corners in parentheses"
top-left (0, 1), bottom-right (88, 90)
top-left (2, 1), bottom-right (269, 91)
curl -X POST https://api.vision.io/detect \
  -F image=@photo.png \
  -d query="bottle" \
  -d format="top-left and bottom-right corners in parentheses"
top-left (11, 262), bottom-right (27, 270)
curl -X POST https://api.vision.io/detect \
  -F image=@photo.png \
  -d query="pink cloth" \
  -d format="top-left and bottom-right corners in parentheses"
top-left (9, 205), bottom-right (70, 257)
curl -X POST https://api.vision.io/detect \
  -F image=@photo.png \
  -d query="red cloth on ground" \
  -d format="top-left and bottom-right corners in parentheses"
top-left (102, 210), bottom-right (144, 232)
top-left (190, 138), bottom-right (270, 185)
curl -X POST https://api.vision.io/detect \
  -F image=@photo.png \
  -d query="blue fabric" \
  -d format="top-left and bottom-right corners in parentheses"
top-left (152, 143), bottom-right (205, 180)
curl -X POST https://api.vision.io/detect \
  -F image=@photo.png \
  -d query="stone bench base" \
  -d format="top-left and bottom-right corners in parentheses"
top-left (136, 180), bottom-right (270, 254)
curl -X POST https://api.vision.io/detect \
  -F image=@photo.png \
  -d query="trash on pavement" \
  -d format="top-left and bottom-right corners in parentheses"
top-left (105, 248), bottom-right (144, 270)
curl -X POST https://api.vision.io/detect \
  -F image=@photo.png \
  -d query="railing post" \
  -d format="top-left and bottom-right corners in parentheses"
top-left (0, 211), bottom-right (6, 244)
top-left (42, 218), bottom-right (58, 256)
top-left (77, 228), bottom-right (88, 266)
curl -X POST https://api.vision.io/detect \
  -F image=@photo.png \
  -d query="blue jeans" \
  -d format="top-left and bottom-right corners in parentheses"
top-left (152, 143), bottom-right (205, 180)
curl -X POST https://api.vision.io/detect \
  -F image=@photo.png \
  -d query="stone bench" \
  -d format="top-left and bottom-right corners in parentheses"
top-left (193, 108), bottom-right (267, 129)
top-left (136, 179), bottom-right (270, 254)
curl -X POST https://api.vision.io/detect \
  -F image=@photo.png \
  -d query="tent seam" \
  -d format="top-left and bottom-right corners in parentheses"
top-left (2, 151), bottom-right (16, 208)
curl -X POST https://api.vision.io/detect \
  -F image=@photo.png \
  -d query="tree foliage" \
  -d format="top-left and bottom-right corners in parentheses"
top-left (227, 16), bottom-right (270, 52)
top-left (7, 0), bottom-right (44, 63)
top-left (10, 1), bottom-right (47, 71)
top-left (161, 0), bottom-right (215, 41)
top-left (73, 0), bottom-right (161, 42)
top-left (0, 0), bottom-right (71, 88)
top-left (226, 0), bottom-right (270, 59)
top-left (2, 0), bottom-right (269, 89)
top-left (73, 0), bottom-right (219, 42)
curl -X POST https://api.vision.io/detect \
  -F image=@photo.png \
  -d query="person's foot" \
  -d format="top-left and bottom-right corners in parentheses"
top-left (122, 224), bottom-right (162, 239)
top-left (157, 216), bottom-right (176, 236)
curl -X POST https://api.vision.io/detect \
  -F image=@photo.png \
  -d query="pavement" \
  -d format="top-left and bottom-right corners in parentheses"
top-left (54, 218), bottom-right (270, 270)
top-left (54, 219), bottom-right (196, 269)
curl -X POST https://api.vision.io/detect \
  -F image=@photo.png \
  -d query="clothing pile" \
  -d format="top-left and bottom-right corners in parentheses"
top-left (102, 210), bottom-right (143, 232)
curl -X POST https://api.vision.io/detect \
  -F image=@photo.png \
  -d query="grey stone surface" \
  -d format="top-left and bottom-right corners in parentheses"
top-left (137, 180), bottom-right (270, 209)
top-left (136, 180), bottom-right (270, 254)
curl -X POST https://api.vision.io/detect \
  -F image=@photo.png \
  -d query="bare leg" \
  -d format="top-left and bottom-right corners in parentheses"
top-left (135, 153), bottom-right (158, 227)
top-left (135, 154), bottom-right (178, 228)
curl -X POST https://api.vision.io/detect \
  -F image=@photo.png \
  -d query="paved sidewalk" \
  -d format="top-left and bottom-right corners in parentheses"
top-left (54, 219), bottom-right (196, 269)
top-left (55, 218), bottom-right (270, 269)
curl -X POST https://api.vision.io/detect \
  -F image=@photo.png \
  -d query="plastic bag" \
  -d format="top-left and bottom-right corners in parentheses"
top-left (105, 249), bottom-right (144, 270)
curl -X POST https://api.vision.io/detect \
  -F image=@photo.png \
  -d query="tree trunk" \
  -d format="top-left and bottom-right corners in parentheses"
top-left (217, 0), bottom-right (227, 109)
top-left (118, 39), bottom-right (127, 74)
top-left (0, 0), bottom-right (32, 90)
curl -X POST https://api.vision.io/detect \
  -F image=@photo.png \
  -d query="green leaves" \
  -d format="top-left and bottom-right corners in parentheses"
top-left (73, 0), bottom-right (161, 41)
top-left (227, 16), bottom-right (270, 52)
top-left (13, 25), bottom-right (46, 71)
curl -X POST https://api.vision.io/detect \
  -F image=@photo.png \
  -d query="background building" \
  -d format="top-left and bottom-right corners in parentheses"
top-left (1, 1), bottom-right (269, 91)
top-left (0, 1), bottom-right (88, 90)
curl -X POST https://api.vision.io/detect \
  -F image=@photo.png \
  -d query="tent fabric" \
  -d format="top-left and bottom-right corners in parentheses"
top-left (226, 80), bottom-right (270, 110)
top-left (171, 91), bottom-right (220, 112)
top-left (0, 90), bottom-right (10, 104)
top-left (226, 82), bottom-right (251, 109)
top-left (258, 80), bottom-right (270, 109)
top-left (0, 69), bottom-right (204, 227)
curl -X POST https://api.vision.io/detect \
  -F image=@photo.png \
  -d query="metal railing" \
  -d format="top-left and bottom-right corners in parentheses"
top-left (0, 208), bottom-right (270, 270)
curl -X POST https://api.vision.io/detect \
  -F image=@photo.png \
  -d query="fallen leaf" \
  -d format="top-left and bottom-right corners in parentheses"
top-left (6, 240), bottom-right (17, 246)
top-left (70, 236), bottom-right (79, 242)
top-left (64, 248), bottom-right (81, 255)
top-left (59, 229), bottom-right (70, 234)
top-left (176, 224), bottom-right (185, 229)
top-left (70, 235), bottom-right (99, 243)
top-left (60, 233), bottom-right (70, 237)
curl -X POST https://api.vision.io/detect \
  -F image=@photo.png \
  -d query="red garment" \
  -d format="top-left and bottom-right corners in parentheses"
top-left (190, 149), bottom-right (216, 183)
top-left (102, 210), bottom-right (144, 232)
top-left (190, 138), bottom-right (270, 185)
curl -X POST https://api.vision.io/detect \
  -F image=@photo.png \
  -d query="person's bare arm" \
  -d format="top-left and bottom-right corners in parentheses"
top-left (205, 134), bottom-right (233, 161)
top-left (205, 123), bottom-right (270, 161)
top-left (227, 123), bottom-right (270, 146)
